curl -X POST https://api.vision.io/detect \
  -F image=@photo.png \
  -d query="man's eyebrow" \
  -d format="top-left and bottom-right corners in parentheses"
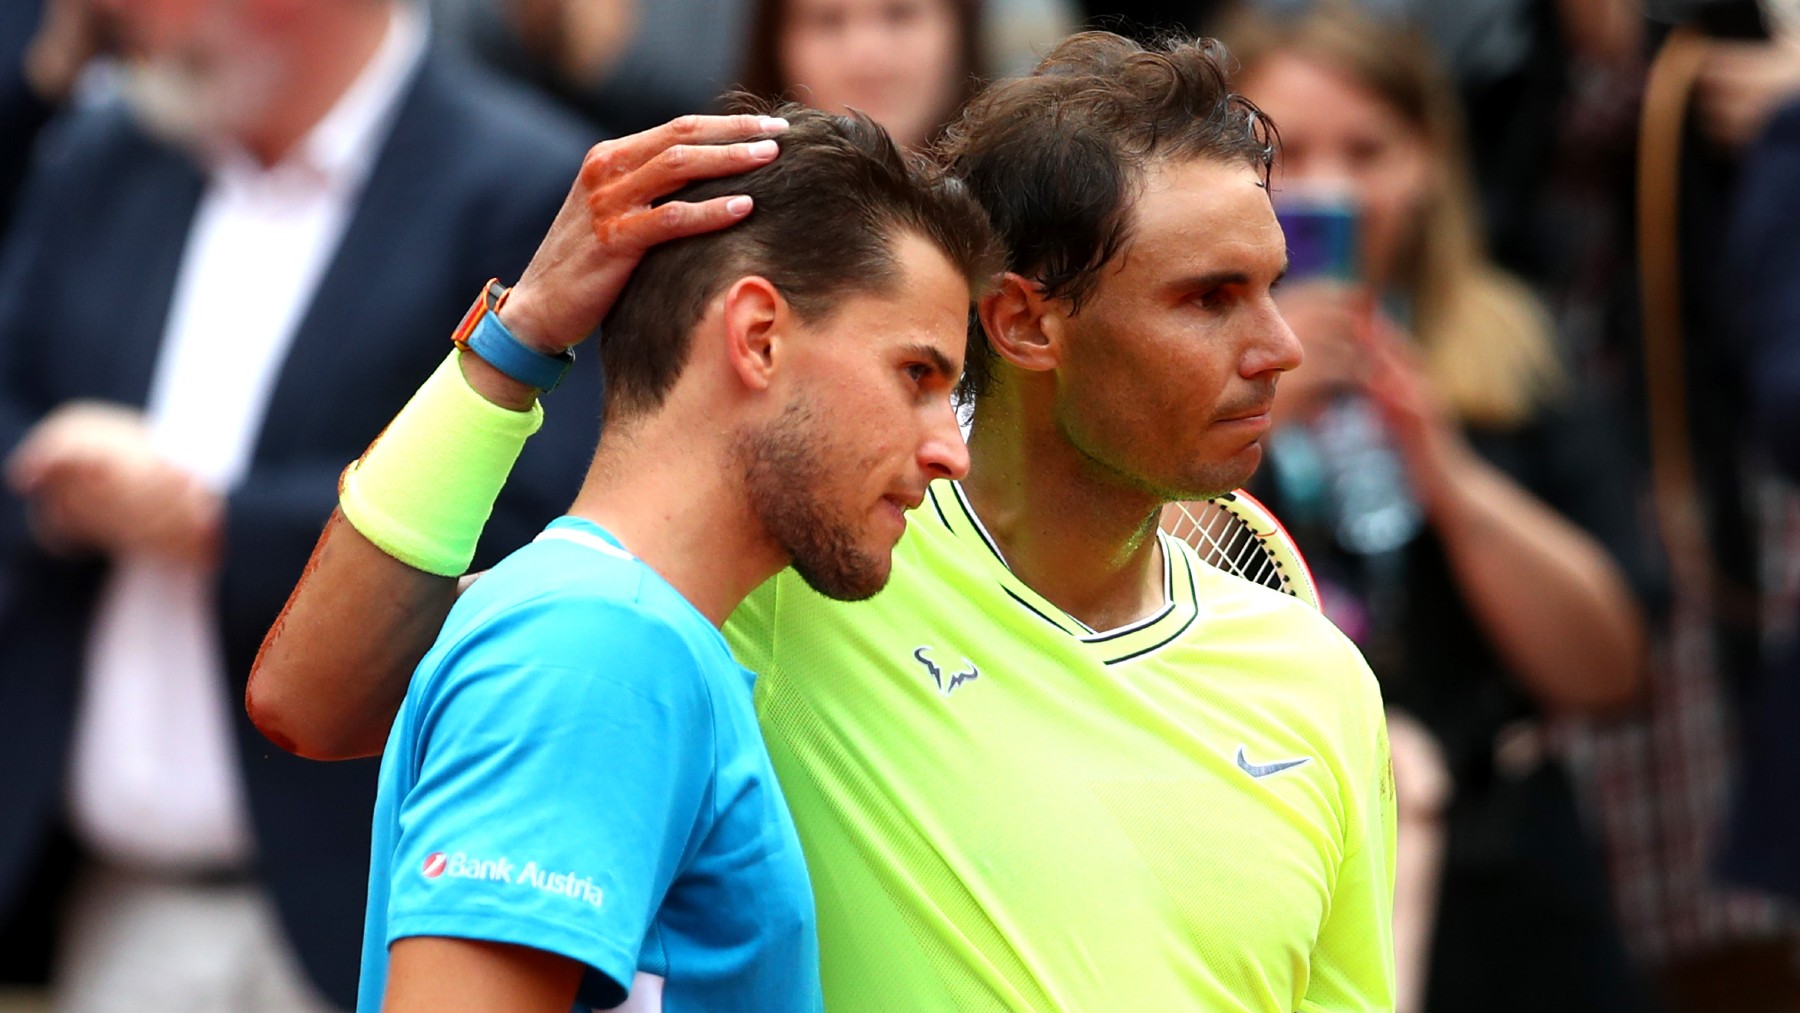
top-left (903, 343), bottom-right (958, 377)
top-left (1175, 270), bottom-right (1252, 289)
top-left (1177, 262), bottom-right (1290, 290)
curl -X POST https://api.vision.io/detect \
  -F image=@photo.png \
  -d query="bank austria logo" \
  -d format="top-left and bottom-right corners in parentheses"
top-left (419, 850), bottom-right (604, 909)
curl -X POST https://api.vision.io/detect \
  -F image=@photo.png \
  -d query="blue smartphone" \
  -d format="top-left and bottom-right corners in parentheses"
top-left (1275, 194), bottom-right (1359, 283)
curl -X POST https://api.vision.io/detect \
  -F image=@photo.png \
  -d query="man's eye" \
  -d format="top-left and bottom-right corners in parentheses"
top-left (906, 363), bottom-right (932, 383)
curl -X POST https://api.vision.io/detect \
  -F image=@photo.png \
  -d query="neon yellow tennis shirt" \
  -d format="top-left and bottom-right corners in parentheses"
top-left (726, 480), bottom-right (1396, 1012)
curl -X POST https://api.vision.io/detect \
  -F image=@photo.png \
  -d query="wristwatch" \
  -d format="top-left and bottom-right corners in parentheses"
top-left (450, 279), bottom-right (574, 392)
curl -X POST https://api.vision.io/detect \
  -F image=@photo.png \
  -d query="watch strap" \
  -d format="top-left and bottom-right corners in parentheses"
top-left (451, 279), bottom-right (574, 392)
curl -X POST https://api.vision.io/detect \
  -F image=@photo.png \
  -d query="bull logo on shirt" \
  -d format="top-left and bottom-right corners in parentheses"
top-left (913, 647), bottom-right (979, 696)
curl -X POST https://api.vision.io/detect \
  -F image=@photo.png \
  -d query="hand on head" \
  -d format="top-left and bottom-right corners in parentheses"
top-left (497, 114), bottom-right (791, 357)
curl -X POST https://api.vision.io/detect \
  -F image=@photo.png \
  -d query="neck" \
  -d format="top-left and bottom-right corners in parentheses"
top-left (961, 383), bottom-right (1167, 631)
top-left (242, 2), bottom-right (393, 165)
top-left (567, 416), bottom-right (787, 628)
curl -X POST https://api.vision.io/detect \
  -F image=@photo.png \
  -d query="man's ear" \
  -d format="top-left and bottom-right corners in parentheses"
top-left (977, 272), bottom-right (1064, 374)
top-left (721, 276), bottom-right (785, 392)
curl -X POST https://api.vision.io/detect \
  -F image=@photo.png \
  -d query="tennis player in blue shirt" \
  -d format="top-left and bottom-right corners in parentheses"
top-left (342, 106), bottom-right (999, 1011)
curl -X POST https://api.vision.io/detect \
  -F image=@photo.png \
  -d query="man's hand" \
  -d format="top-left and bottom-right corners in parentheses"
top-left (1271, 280), bottom-right (1367, 423)
top-left (504, 112), bottom-right (788, 350)
top-left (460, 114), bottom-right (788, 410)
top-left (5, 402), bottom-right (221, 565)
top-left (1353, 313), bottom-right (1479, 520)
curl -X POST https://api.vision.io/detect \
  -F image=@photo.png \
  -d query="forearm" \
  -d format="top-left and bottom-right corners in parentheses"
top-left (247, 510), bottom-right (457, 759)
top-left (245, 349), bottom-right (545, 757)
top-left (1426, 446), bottom-right (1646, 712)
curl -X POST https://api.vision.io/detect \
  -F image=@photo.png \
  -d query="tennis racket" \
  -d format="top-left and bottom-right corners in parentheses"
top-left (1161, 490), bottom-right (1320, 610)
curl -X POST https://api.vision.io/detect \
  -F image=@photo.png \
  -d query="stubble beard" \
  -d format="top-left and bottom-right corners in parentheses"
top-left (739, 400), bottom-right (892, 602)
top-left (1057, 403), bottom-right (1259, 506)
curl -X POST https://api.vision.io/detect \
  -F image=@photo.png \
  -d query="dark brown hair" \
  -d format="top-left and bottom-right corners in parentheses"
top-left (600, 101), bottom-right (1002, 423)
top-left (941, 31), bottom-right (1276, 400)
top-left (737, 0), bottom-right (986, 144)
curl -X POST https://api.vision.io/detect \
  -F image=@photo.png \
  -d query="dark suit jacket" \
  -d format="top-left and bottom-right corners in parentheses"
top-left (0, 47), bottom-right (599, 1006)
top-left (1722, 97), bottom-right (1800, 903)
top-left (0, 0), bottom-right (53, 238)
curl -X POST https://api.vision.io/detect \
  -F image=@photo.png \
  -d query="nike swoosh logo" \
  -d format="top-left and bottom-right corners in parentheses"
top-left (1236, 745), bottom-right (1312, 779)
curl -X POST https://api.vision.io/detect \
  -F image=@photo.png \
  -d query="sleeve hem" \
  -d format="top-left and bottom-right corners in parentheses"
top-left (388, 907), bottom-right (640, 993)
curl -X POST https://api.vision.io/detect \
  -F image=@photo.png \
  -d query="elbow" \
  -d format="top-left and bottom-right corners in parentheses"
top-left (1581, 642), bottom-right (1648, 714)
top-left (245, 657), bottom-right (364, 762)
top-left (1555, 612), bottom-right (1649, 715)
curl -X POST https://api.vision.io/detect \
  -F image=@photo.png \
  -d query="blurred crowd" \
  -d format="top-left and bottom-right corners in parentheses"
top-left (3, 0), bottom-right (1800, 1010)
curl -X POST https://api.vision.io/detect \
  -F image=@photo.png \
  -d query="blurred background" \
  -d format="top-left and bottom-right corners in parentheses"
top-left (4, 0), bottom-right (1800, 1010)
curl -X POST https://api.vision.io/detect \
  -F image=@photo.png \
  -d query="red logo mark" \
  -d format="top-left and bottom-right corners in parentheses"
top-left (422, 852), bottom-right (447, 879)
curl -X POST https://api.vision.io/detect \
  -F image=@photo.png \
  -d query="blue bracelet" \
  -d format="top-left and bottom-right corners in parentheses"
top-left (452, 280), bottom-right (574, 392)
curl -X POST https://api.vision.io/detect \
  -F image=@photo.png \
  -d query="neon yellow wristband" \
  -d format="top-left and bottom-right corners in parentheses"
top-left (339, 350), bottom-right (543, 576)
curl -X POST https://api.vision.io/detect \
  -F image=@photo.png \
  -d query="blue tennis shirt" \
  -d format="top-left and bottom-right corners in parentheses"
top-left (356, 517), bottom-right (821, 1012)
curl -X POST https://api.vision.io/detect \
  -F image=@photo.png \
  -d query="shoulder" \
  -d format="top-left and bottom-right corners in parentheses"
top-left (20, 99), bottom-right (180, 201)
top-left (1178, 535), bottom-right (1321, 627)
top-left (376, 47), bottom-right (590, 266)
top-left (35, 99), bottom-right (153, 162)
top-left (0, 100), bottom-right (199, 286)
top-left (400, 46), bottom-right (593, 176)
top-left (423, 541), bottom-right (728, 713)
top-left (1183, 544), bottom-right (1380, 703)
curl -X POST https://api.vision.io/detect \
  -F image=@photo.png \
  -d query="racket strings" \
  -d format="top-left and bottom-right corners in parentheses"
top-left (1171, 501), bottom-right (1289, 594)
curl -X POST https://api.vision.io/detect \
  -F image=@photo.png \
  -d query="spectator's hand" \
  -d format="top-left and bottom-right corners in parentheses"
top-left (1271, 280), bottom-right (1365, 423)
top-left (5, 402), bottom-right (221, 564)
top-left (24, 0), bottom-right (111, 103)
top-left (1695, 39), bottom-right (1800, 151)
top-left (496, 114), bottom-right (789, 358)
top-left (1357, 312), bottom-right (1474, 515)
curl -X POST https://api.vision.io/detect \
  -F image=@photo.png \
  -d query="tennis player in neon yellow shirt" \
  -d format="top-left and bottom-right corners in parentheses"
top-left (251, 32), bottom-right (1395, 1013)
top-left (728, 477), bottom-right (1391, 1011)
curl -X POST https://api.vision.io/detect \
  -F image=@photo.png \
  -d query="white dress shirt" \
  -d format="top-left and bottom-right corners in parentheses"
top-left (66, 6), bottom-right (427, 871)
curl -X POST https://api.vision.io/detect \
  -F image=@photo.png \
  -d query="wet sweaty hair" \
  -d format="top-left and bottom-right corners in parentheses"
top-left (599, 100), bottom-right (1002, 424)
top-left (939, 31), bottom-right (1276, 402)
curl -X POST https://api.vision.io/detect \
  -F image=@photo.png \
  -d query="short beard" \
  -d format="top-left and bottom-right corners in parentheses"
top-left (118, 21), bottom-right (279, 151)
top-left (739, 400), bottom-right (891, 602)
